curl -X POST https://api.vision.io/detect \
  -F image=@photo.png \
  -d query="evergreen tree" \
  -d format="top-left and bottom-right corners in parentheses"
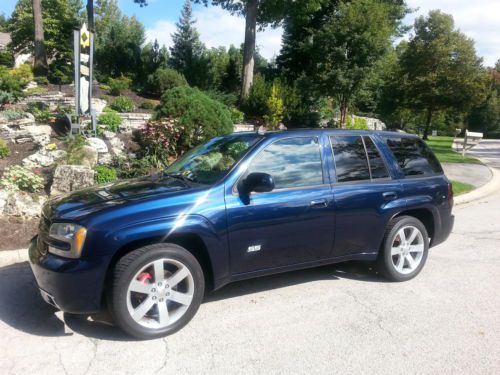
top-left (169, 0), bottom-right (205, 85)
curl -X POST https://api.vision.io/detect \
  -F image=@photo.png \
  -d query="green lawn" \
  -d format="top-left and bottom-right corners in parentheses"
top-left (425, 136), bottom-right (482, 164)
top-left (451, 180), bottom-right (474, 196)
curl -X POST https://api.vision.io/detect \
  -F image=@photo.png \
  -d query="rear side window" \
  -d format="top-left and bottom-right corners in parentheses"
top-left (383, 137), bottom-right (443, 176)
top-left (247, 137), bottom-right (323, 189)
top-left (330, 135), bottom-right (390, 183)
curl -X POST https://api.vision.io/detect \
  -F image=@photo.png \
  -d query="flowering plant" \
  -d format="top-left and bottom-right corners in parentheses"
top-left (0, 166), bottom-right (45, 192)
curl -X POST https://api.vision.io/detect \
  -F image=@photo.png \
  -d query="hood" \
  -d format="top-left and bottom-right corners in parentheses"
top-left (44, 174), bottom-right (196, 220)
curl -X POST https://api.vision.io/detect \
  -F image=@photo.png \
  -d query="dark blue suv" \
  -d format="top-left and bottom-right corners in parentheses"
top-left (29, 129), bottom-right (454, 339)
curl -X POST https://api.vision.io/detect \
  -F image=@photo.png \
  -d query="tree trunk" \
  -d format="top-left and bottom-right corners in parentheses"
top-left (32, 0), bottom-right (48, 77)
top-left (87, 0), bottom-right (95, 31)
top-left (339, 98), bottom-right (348, 128)
top-left (423, 108), bottom-right (433, 140)
top-left (240, 0), bottom-right (258, 100)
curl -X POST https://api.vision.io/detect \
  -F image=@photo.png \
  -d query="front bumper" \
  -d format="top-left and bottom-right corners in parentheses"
top-left (29, 237), bottom-right (111, 314)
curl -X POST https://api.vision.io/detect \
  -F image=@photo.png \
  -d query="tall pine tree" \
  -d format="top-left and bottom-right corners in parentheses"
top-left (169, 0), bottom-right (205, 85)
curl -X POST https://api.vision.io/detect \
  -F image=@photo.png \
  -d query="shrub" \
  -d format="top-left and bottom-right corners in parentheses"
top-left (64, 135), bottom-right (90, 165)
top-left (99, 84), bottom-right (111, 91)
top-left (34, 76), bottom-right (49, 86)
top-left (0, 166), bottom-right (44, 192)
top-left (10, 64), bottom-right (33, 86)
top-left (0, 139), bottom-right (10, 159)
top-left (152, 86), bottom-right (233, 156)
top-left (264, 83), bottom-right (284, 129)
top-left (111, 96), bottom-right (135, 112)
top-left (205, 90), bottom-right (238, 107)
top-left (95, 165), bottom-right (118, 184)
top-left (140, 100), bottom-right (156, 110)
top-left (0, 109), bottom-right (25, 121)
top-left (0, 66), bottom-right (26, 102)
top-left (24, 87), bottom-right (49, 96)
top-left (111, 155), bottom-right (158, 179)
top-left (346, 116), bottom-right (369, 130)
top-left (230, 107), bottom-right (244, 124)
top-left (146, 68), bottom-right (188, 97)
top-left (139, 118), bottom-right (183, 164)
top-left (109, 76), bottom-right (132, 96)
top-left (0, 90), bottom-right (16, 106)
top-left (241, 74), bottom-right (270, 117)
top-left (98, 111), bottom-right (122, 132)
top-left (27, 102), bottom-right (51, 123)
top-left (0, 51), bottom-right (14, 68)
top-left (47, 59), bottom-right (73, 86)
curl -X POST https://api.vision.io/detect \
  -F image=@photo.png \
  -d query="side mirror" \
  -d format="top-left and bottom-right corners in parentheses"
top-left (239, 172), bottom-right (275, 194)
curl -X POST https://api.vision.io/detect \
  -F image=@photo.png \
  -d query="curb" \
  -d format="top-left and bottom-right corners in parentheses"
top-left (0, 248), bottom-right (29, 268)
top-left (454, 165), bottom-right (500, 206)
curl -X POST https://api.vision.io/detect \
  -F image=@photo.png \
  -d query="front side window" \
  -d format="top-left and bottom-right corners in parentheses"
top-left (246, 137), bottom-right (323, 190)
top-left (383, 137), bottom-right (443, 176)
top-left (165, 134), bottom-right (262, 184)
top-left (330, 136), bottom-right (371, 182)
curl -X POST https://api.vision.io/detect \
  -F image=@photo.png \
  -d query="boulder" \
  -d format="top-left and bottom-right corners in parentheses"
top-left (51, 165), bottom-right (95, 196)
top-left (1, 190), bottom-right (47, 217)
top-left (78, 146), bottom-right (99, 168)
top-left (0, 123), bottom-right (52, 146)
top-left (103, 130), bottom-right (116, 140)
top-left (98, 153), bottom-right (113, 165)
top-left (87, 137), bottom-right (109, 154)
top-left (109, 137), bottom-right (125, 156)
top-left (22, 149), bottom-right (67, 169)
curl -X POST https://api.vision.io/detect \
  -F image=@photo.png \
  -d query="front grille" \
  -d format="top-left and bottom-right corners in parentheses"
top-left (38, 215), bottom-right (51, 255)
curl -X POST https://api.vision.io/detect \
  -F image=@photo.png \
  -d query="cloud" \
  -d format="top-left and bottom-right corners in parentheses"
top-left (146, 6), bottom-right (283, 60)
top-left (405, 0), bottom-right (500, 66)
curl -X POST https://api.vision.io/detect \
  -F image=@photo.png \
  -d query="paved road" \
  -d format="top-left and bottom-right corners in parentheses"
top-left (466, 139), bottom-right (500, 169)
top-left (1, 145), bottom-right (499, 374)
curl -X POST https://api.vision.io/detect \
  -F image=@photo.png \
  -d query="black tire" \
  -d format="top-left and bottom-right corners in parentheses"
top-left (377, 216), bottom-right (429, 282)
top-left (108, 243), bottom-right (205, 339)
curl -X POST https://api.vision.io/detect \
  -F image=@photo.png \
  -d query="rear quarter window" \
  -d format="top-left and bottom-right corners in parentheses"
top-left (383, 136), bottom-right (443, 177)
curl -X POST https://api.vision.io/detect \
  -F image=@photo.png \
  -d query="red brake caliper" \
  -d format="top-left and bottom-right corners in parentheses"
top-left (138, 272), bottom-right (153, 284)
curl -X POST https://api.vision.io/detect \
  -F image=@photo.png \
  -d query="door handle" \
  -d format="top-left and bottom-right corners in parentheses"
top-left (310, 199), bottom-right (328, 208)
top-left (382, 192), bottom-right (398, 200)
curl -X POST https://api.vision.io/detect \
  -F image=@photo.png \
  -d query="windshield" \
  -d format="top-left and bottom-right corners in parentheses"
top-left (164, 133), bottom-right (263, 184)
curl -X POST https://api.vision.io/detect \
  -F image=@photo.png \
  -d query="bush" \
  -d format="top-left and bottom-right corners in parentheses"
top-left (152, 86), bottom-right (233, 156)
top-left (109, 76), bottom-right (132, 96)
top-left (111, 155), bottom-right (158, 179)
top-left (111, 96), bottom-right (135, 112)
top-left (64, 135), bottom-right (90, 165)
top-left (146, 68), bottom-right (188, 97)
top-left (241, 74), bottom-right (270, 117)
top-left (48, 59), bottom-right (73, 86)
top-left (34, 76), bottom-right (49, 86)
top-left (27, 102), bottom-right (51, 123)
top-left (264, 83), bottom-right (284, 129)
top-left (94, 165), bottom-right (118, 184)
top-left (24, 87), bottom-right (48, 96)
top-left (205, 90), bottom-right (238, 107)
top-left (0, 166), bottom-right (44, 192)
top-left (0, 90), bottom-right (16, 106)
top-left (0, 50), bottom-right (14, 68)
top-left (140, 100), bottom-right (156, 110)
top-left (99, 84), bottom-right (111, 91)
top-left (346, 116), bottom-right (369, 130)
top-left (139, 118), bottom-right (183, 165)
top-left (10, 64), bottom-right (33, 86)
top-left (98, 111), bottom-right (122, 132)
top-left (230, 107), bottom-right (244, 124)
top-left (0, 109), bottom-right (25, 121)
top-left (0, 139), bottom-right (10, 159)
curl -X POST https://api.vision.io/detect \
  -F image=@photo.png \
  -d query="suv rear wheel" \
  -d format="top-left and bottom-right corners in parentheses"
top-left (108, 243), bottom-right (205, 339)
top-left (377, 216), bottom-right (429, 282)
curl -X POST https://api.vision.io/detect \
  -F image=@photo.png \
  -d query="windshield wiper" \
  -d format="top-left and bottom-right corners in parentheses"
top-left (165, 173), bottom-right (195, 183)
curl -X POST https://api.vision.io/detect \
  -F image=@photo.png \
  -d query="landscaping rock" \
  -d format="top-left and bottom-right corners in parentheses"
top-left (51, 165), bottom-right (95, 195)
top-left (0, 122), bottom-right (52, 146)
top-left (87, 137), bottom-right (109, 153)
top-left (98, 153), bottom-right (113, 165)
top-left (22, 149), bottom-right (67, 168)
top-left (79, 146), bottom-right (99, 168)
top-left (119, 113), bottom-right (151, 133)
top-left (19, 92), bottom-right (107, 115)
top-left (1, 190), bottom-right (47, 217)
top-left (103, 130), bottom-right (116, 140)
top-left (109, 137), bottom-right (125, 155)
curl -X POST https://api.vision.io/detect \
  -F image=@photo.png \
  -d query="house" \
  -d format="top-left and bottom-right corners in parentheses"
top-left (0, 31), bottom-right (31, 67)
top-left (0, 32), bottom-right (11, 50)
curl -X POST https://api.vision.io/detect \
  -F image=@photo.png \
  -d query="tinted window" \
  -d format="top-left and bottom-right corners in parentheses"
top-left (247, 137), bottom-right (323, 189)
top-left (384, 137), bottom-right (443, 176)
top-left (363, 136), bottom-right (389, 179)
top-left (330, 136), bottom-right (370, 182)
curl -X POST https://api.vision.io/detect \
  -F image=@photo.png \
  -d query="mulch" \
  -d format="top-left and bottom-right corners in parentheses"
top-left (0, 216), bottom-right (38, 251)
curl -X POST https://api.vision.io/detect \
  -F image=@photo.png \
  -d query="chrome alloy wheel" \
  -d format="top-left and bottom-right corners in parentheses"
top-left (126, 259), bottom-right (194, 329)
top-left (390, 225), bottom-right (425, 275)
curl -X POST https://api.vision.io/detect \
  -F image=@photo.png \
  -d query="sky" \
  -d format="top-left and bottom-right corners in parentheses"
top-left (1, 0), bottom-right (498, 66)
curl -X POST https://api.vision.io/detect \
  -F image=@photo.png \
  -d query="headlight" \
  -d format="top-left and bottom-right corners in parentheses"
top-left (48, 223), bottom-right (87, 259)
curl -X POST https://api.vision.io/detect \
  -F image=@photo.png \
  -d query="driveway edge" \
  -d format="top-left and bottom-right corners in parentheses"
top-left (0, 248), bottom-right (29, 268)
top-left (454, 165), bottom-right (500, 205)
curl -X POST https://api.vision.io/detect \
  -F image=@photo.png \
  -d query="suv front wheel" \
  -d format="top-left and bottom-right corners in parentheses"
top-left (377, 216), bottom-right (429, 282)
top-left (108, 243), bottom-right (205, 339)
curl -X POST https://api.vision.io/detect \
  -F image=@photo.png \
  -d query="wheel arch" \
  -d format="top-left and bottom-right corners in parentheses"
top-left (392, 208), bottom-right (436, 245)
